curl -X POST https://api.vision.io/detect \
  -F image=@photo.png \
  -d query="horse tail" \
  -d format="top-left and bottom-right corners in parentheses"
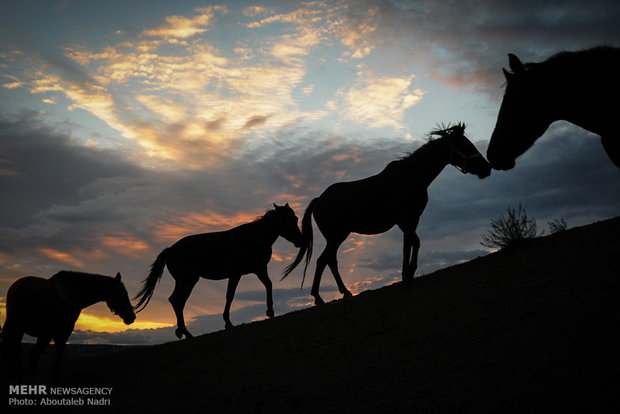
top-left (281, 197), bottom-right (317, 288)
top-left (133, 247), bottom-right (170, 313)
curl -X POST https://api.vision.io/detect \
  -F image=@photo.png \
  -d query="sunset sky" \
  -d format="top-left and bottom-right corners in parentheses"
top-left (1, 0), bottom-right (619, 345)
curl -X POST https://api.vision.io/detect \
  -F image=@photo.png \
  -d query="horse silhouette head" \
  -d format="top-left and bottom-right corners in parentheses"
top-left (107, 273), bottom-right (137, 325)
top-left (273, 203), bottom-right (302, 247)
top-left (442, 124), bottom-right (492, 178)
top-left (487, 53), bottom-right (555, 170)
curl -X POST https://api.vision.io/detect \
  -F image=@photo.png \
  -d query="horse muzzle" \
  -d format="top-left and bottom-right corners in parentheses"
top-left (123, 313), bottom-right (137, 325)
top-left (477, 167), bottom-right (492, 179)
top-left (490, 158), bottom-right (516, 171)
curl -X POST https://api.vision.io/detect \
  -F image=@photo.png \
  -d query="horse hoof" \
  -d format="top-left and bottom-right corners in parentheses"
top-left (225, 323), bottom-right (234, 330)
top-left (266, 309), bottom-right (275, 318)
top-left (314, 297), bottom-right (325, 306)
top-left (342, 291), bottom-right (353, 299)
top-left (176, 328), bottom-right (193, 339)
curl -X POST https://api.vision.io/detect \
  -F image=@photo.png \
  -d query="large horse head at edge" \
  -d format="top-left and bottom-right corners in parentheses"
top-left (487, 46), bottom-right (620, 171)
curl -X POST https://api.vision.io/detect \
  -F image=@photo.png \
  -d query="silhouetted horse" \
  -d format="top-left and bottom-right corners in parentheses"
top-left (282, 124), bottom-right (491, 305)
top-left (488, 46), bottom-right (620, 170)
top-left (0, 271), bottom-right (135, 382)
top-left (134, 203), bottom-right (302, 339)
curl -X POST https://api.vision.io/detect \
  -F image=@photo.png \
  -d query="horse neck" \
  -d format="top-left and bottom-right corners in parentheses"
top-left (534, 54), bottom-right (617, 130)
top-left (53, 273), bottom-right (113, 310)
top-left (400, 138), bottom-right (450, 188)
top-left (252, 215), bottom-right (281, 246)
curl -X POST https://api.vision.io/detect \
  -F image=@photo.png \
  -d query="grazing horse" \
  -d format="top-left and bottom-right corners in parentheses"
top-left (282, 124), bottom-right (492, 305)
top-left (134, 203), bottom-right (302, 339)
top-left (0, 271), bottom-right (135, 381)
top-left (488, 46), bottom-right (620, 170)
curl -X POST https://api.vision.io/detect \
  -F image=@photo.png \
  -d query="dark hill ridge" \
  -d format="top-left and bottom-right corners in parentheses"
top-left (58, 216), bottom-right (619, 413)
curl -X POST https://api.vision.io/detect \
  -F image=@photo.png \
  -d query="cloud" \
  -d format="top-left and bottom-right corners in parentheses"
top-left (46, 15), bottom-right (327, 169)
top-left (343, 74), bottom-right (425, 130)
top-left (327, 0), bottom-right (620, 94)
top-left (245, 7), bottom-right (324, 29)
top-left (142, 6), bottom-right (227, 39)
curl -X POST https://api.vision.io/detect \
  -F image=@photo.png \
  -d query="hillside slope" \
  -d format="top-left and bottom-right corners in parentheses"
top-left (60, 216), bottom-right (620, 413)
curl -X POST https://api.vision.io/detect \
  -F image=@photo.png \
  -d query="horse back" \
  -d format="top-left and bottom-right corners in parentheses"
top-left (166, 225), bottom-right (275, 279)
top-left (315, 173), bottom-right (428, 234)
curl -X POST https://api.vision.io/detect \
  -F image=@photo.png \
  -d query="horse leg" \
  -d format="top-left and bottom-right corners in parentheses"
top-left (169, 277), bottom-right (199, 339)
top-left (52, 330), bottom-right (72, 383)
top-left (312, 236), bottom-right (347, 305)
top-left (402, 232), bottom-right (413, 281)
top-left (311, 247), bottom-right (330, 305)
top-left (255, 268), bottom-right (275, 320)
top-left (0, 320), bottom-right (24, 382)
top-left (223, 275), bottom-right (241, 329)
top-left (601, 135), bottom-right (620, 169)
top-left (28, 335), bottom-right (51, 375)
top-left (407, 232), bottom-right (421, 281)
top-left (327, 255), bottom-right (352, 299)
top-left (400, 224), bottom-right (421, 281)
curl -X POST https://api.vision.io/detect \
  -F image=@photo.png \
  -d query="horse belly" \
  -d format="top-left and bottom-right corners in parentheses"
top-left (351, 222), bottom-right (395, 235)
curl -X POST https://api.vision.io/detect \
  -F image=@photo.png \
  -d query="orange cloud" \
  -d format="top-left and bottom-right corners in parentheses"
top-left (101, 233), bottom-right (150, 256)
top-left (245, 7), bottom-right (323, 28)
top-left (39, 248), bottom-right (85, 268)
top-left (152, 210), bottom-right (259, 244)
top-left (2, 81), bottom-right (24, 89)
top-left (142, 6), bottom-right (227, 39)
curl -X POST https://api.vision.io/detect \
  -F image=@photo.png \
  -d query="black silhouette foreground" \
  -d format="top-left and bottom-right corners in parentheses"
top-left (282, 124), bottom-right (491, 305)
top-left (487, 46), bottom-right (620, 170)
top-left (134, 203), bottom-right (302, 339)
top-left (60, 216), bottom-right (620, 413)
top-left (0, 271), bottom-right (135, 382)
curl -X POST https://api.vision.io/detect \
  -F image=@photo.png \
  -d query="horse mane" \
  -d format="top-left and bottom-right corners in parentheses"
top-left (396, 123), bottom-right (466, 162)
top-left (542, 45), bottom-right (619, 67)
top-left (252, 207), bottom-right (278, 223)
top-left (427, 122), bottom-right (466, 140)
top-left (508, 46), bottom-right (620, 81)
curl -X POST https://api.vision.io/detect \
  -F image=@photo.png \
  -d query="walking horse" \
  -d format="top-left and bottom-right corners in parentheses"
top-left (134, 204), bottom-right (302, 339)
top-left (282, 124), bottom-right (491, 305)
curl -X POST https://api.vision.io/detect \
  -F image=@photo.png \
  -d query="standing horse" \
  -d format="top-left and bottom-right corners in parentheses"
top-left (134, 203), bottom-right (302, 339)
top-left (282, 124), bottom-right (491, 305)
top-left (488, 46), bottom-right (620, 170)
top-left (0, 271), bottom-right (135, 382)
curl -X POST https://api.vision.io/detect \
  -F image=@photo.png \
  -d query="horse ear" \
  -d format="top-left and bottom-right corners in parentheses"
top-left (273, 203), bottom-right (280, 209)
top-left (502, 67), bottom-right (514, 81)
top-left (285, 202), bottom-right (290, 208)
top-left (115, 272), bottom-right (122, 282)
top-left (508, 53), bottom-right (525, 74)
